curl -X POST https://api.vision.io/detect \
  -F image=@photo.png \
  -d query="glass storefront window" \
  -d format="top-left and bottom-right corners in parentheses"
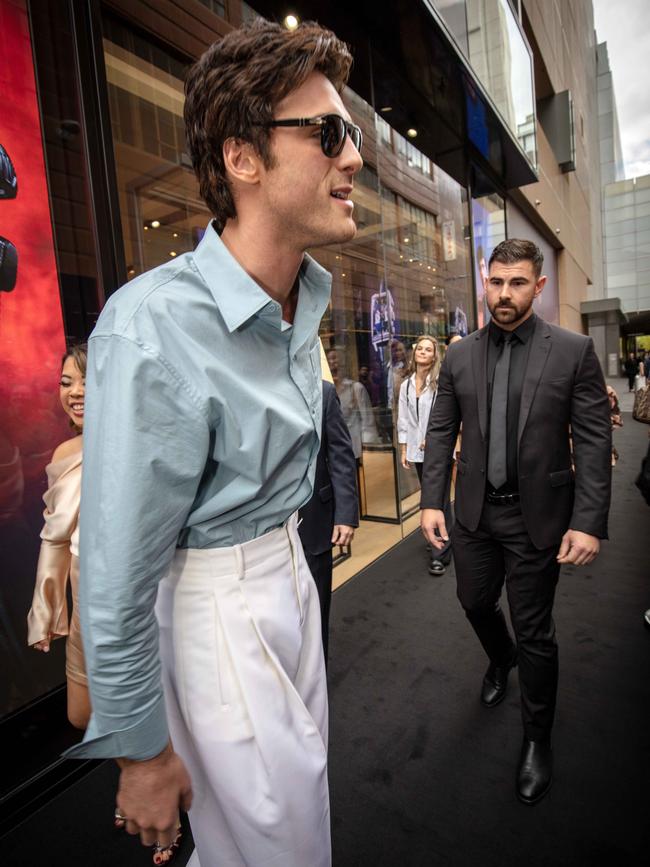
top-left (471, 188), bottom-right (506, 328)
top-left (0, 0), bottom-right (102, 734)
top-left (465, 0), bottom-right (536, 167)
top-left (103, 16), bottom-right (205, 281)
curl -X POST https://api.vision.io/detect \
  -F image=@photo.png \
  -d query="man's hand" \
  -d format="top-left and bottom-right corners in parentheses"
top-left (400, 446), bottom-right (410, 470)
top-left (332, 524), bottom-right (354, 546)
top-left (117, 742), bottom-right (193, 850)
top-left (556, 530), bottom-right (600, 566)
top-left (421, 508), bottom-right (449, 550)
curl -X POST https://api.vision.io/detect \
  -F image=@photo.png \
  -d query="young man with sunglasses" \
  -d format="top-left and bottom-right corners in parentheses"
top-left (66, 19), bottom-right (362, 867)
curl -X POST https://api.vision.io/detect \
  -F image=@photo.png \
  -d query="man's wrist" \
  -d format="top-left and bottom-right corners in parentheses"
top-left (119, 741), bottom-right (173, 768)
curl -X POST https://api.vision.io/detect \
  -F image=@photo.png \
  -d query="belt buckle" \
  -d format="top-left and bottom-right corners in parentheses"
top-left (487, 491), bottom-right (517, 505)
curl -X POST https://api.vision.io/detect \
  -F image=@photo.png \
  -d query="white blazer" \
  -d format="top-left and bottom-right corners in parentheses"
top-left (397, 373), bottom-right (437, 463)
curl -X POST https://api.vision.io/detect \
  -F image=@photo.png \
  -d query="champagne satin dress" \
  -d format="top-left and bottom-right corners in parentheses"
top-left (27, 451), bottom-right (86, 685)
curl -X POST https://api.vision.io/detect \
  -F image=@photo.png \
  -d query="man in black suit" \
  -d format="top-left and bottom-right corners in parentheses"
top-left (420, 239), bottom-right (611, 804)
top-left (299, 380), bottom-right (359, 663)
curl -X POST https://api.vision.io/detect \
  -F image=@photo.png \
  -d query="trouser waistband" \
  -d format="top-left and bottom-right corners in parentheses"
top-left (172, 513), bottom-right (299, 580)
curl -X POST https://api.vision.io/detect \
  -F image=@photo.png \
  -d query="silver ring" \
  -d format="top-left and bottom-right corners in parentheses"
top-left (114, 809), bottom-right (128, 821)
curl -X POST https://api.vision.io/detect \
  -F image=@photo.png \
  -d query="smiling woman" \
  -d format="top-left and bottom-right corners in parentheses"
top-left (28, 343), bottom-right (88, 731)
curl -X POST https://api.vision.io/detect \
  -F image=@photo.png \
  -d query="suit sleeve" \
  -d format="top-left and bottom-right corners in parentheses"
top-left (324, 386), bottom-right (359, 528)
top-left (420, 351), bottom-right (461, 510)
top-left (569, 337), bottom-right (612, 538)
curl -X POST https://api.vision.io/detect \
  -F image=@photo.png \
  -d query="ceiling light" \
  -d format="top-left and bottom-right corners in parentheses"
top-left (151, 220), bottom-right (161, 228)
top-left (407, 128), bottom-right (418, 138)
top-left (169, 251), bottom-right (177, 257)
top-left (404, 237), bottom-right (409, 243)
top-left (173, 232), bottom-right (178, 238)
top-left (341, 272), bottom-right (346, 277)
top-left (380, 106), bottom-right (392, 113)
top-left (284, 14), bottom-right (299, 30)
top-left (143, 225), bottom-right (148, 231)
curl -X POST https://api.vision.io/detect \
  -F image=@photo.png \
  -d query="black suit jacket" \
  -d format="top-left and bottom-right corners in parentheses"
top-left (299, 380), bottom-right (359, 555)
top-left (421, 317), bottom-right (612, 550)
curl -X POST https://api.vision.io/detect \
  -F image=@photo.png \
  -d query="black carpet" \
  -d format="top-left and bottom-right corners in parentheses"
top-left (3, 415), bottom-right (649, 866)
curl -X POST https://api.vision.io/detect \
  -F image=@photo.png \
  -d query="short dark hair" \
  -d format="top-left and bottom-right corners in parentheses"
top-left (488, 239), bottom-right (544, 279)
top-left (184, 19), bottom-right (353, 232)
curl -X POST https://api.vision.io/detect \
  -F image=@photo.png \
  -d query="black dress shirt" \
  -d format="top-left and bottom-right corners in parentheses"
top-left (487, 313), bottom-right (537, 493)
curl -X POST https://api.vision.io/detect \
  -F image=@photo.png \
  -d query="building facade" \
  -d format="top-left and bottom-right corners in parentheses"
top-left (0, 0), bottom-right (605, 830)
top-left (581, 38), bottom-right (650, 368)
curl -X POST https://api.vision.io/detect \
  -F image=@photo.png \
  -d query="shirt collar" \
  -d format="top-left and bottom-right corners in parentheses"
top-left (191, 221), bottom-right (332, 337)
top-left (489, 312), bottom-right (537, 345)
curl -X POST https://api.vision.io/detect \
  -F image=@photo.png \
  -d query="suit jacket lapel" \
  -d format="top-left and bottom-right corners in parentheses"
top-left (518, 317), bottom-right (551, 445)
top-left (472, 326), bottom-right (489, 440)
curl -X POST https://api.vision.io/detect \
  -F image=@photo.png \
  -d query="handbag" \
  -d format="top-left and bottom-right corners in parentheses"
top-left (633, 383), bottom-right (650, 424)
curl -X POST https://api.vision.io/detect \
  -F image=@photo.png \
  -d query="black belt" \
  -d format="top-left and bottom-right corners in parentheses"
top-left (486, 491), bottom-right (520, 505)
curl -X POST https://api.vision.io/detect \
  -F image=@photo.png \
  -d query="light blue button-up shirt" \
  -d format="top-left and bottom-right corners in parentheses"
top-left (65, 222), bottom-right (331, 761)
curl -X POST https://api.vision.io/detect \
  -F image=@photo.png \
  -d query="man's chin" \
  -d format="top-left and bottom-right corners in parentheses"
top-left (492, 308), bottom-right (517, 323)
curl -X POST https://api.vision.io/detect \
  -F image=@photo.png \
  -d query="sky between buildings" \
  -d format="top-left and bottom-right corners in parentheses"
top-left (593, 0), bottom-right (650, 179)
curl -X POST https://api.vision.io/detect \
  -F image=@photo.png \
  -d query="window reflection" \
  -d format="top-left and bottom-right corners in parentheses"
top-left (465, 0), bottom-right (536, 166)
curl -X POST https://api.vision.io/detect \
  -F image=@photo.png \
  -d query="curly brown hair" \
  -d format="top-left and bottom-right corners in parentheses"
top-left (184, 18), bottom-right (353, 231)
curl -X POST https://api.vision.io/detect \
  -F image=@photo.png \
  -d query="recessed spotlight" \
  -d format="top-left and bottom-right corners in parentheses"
top-left (341, 272), bottom-right (346, 277)
top-left (173, 232), bottom-right (178, 238)
top-left (407, 128), bottom-right (418, 138)
top-left (143, 225), bottom-right (149, 231)
top-left (151, 220), bottom-right (161, 228)
top-left (380, 106), bottom-right (392, 113)
top-left (284, 14), bottom-right (299, 30)
top-left (169, 251), bottom-right (177, 257)
top-left (404, 237), bottom-right (409, 243)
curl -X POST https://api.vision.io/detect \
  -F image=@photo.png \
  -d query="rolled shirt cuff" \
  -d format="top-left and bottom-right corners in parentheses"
top-left (62, 692), bottom-right (169, 761)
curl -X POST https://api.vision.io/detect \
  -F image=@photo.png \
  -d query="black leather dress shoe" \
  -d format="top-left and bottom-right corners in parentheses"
top-left (517, 738), bottom-right (553, 805)
top-left (480, 654), bottom-right (517, 707)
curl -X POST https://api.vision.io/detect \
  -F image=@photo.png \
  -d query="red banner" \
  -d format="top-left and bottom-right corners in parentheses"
top-left (0, 0), bottom-right (68, 488)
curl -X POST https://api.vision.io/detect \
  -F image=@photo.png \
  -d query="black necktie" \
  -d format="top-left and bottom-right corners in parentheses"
top-left (488, 334), bottom-right (513, 490)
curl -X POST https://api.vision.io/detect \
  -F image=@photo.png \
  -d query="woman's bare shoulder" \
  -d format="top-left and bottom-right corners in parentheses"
top-left (51, 435), bottom-right (82, 463)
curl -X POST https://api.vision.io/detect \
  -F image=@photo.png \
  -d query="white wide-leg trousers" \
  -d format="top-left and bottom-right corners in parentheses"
top-left (155, 514), bottom-right (330, 867)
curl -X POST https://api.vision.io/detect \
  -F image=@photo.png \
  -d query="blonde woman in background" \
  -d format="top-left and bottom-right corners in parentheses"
top-left (398, 335), bottom-right (452, 575)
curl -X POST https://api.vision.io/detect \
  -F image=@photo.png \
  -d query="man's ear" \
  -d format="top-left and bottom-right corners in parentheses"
top-left (534, 275), bottom-right (547, 297)
top-left (222, 137), bottom-right (262, 187)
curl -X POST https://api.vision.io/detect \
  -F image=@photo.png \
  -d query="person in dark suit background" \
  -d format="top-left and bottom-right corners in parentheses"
top-left (299, 380), bottom-right (359, 663)
top-left (420, 239), bottom-right (612, 805)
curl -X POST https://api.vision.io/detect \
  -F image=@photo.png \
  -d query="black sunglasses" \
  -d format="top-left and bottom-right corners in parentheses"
top-left (260, 114), bottom-right (363, 158)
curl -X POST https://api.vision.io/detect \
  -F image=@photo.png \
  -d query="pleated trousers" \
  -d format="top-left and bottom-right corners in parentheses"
top-left (155, 513), bottom-right (330, 867)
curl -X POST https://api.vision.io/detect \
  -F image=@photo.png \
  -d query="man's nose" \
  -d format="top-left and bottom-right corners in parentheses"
top-left (338, 135), bottom-right (363, 175)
